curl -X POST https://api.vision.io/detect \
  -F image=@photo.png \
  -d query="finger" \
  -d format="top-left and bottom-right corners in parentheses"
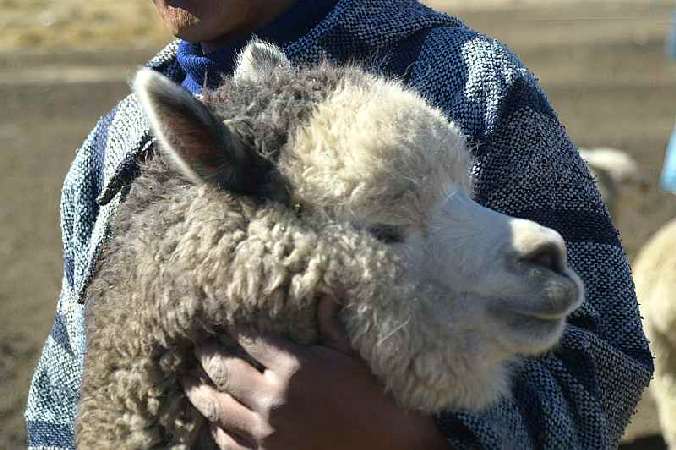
top-left (234, 331), bottom-right (300, 372)
top-left (197, 343), bottom-right (271, 410)
top-left (317, 296), bottom-right (354, 355)
top-left (182, 376), bottom-right (262, 442)
top-left (210, 424), bottom-right (253, 450)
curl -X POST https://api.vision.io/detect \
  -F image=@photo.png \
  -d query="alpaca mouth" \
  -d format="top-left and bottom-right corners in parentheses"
top-left (481, 272), bottom-right (582, 354)
top-left (490, 272), bottom-right (582, 322)
top-left (491, 302), bottom-right (572, 325)
top-left (504, 271), bottom-right (583, 321)
top-left (497, 308), bottom-right (568, 342)
top-left (517, 310), bottom-right (571, 321)
top-left (505, 293), bottom-right (580, 320)
top-left (504, 308), bottom-right (570, 324)
top-left (479, 303), bottom-right (570, 356)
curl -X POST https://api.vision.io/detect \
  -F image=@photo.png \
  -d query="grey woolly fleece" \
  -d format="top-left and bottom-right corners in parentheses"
top-left (77, 51), bottom-right (509, 446)
top-left (76, 62), bottom-right (362, 448)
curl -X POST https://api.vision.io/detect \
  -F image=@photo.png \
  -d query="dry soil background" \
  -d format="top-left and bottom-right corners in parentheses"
top-left (1, 1), bottom-right (675, 448)
top-left (0, 0), bottom-right (169, 50)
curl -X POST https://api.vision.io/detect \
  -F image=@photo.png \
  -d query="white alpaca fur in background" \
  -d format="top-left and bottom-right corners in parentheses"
top-left (633, 219), bottom-right (676, 450)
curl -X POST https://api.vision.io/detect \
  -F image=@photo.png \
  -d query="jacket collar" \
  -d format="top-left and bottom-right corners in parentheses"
top-left (96, 41), bottom-right (182, 205)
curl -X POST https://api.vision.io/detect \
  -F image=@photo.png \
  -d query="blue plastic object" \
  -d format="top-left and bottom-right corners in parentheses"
top-left (660, 122), bottom-right (676, 193)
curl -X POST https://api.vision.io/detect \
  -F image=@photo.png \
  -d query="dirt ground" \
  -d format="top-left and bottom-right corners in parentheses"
top-left (1, 1), bottom-right (675, 448)
top-left (0, 0), bottom-right (169, 50)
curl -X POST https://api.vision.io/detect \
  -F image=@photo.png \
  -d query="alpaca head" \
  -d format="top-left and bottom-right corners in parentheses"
top-left (578, 147), bottom-right (647, 219)
top-left (134, 41), bottom-right (583, 412)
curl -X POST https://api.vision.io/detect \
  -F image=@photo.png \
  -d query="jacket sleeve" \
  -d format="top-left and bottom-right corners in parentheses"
top-left (24, 110), bottom-right (115, 450)
top-left (416, 27), bottom-right (653, 449)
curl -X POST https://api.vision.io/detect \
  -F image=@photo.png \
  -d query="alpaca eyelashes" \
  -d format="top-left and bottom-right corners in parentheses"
top-left (368, 225), bottom-right (405, 243)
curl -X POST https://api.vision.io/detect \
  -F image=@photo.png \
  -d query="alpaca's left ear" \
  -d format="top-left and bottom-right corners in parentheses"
top-left (134, 69), bottom-right (270, 194)
top-left (234, 39), bottom-right (291, 83)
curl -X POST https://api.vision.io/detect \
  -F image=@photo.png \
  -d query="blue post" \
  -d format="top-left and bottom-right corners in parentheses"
top-left (660, 121), bottom-right (676, 193)
top-left (669, 10), bottom-right (676, 61)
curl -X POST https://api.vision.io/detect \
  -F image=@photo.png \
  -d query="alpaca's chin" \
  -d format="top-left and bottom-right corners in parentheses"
top-left (393, 359), bottom-right (512, 413)
top-left (484, 306), bottom-right (569, 357)
top-left (501, 311), bottom-right (568, 354)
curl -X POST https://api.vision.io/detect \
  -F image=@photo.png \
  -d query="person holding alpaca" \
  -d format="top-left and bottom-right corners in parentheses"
top-left (26, 1), bottom-right (652, 449)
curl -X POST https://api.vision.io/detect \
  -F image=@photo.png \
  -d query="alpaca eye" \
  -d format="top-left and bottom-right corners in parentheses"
top-left (368, 225), bottom-right (404, 243)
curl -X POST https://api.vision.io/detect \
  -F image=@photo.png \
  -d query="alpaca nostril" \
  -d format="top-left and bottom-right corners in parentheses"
top-left (520, 242), bottom-right (565, 274)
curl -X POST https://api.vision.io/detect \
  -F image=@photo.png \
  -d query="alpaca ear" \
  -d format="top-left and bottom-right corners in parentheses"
top-left (234, 40), bottom-right (291, 83)
top-left (134, 69), bottom-right (267, 194)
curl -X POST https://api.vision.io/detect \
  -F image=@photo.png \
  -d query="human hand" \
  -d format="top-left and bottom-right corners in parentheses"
top-left (183, 298), bottom-right (448, 450)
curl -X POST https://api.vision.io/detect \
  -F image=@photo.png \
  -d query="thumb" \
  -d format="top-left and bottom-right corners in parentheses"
top-left (317, 296), bottom-right (355, 356)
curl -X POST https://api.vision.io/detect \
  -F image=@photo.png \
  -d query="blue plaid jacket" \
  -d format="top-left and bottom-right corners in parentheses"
top-left (25, 0), bottom-right (652, 448)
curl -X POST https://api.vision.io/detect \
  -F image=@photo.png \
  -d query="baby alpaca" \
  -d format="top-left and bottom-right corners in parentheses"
top-left (634, 219), bottom-right (676, 449)
top-left (76, 41), bottom-right (583, 449)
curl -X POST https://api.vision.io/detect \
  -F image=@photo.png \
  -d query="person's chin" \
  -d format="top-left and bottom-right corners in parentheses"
top-left (172, 19), bottom-right (235, 45)
top-left (160, 7), bottom-right (203, 41)
top-left (172, 23), bottom-right (219, 43)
